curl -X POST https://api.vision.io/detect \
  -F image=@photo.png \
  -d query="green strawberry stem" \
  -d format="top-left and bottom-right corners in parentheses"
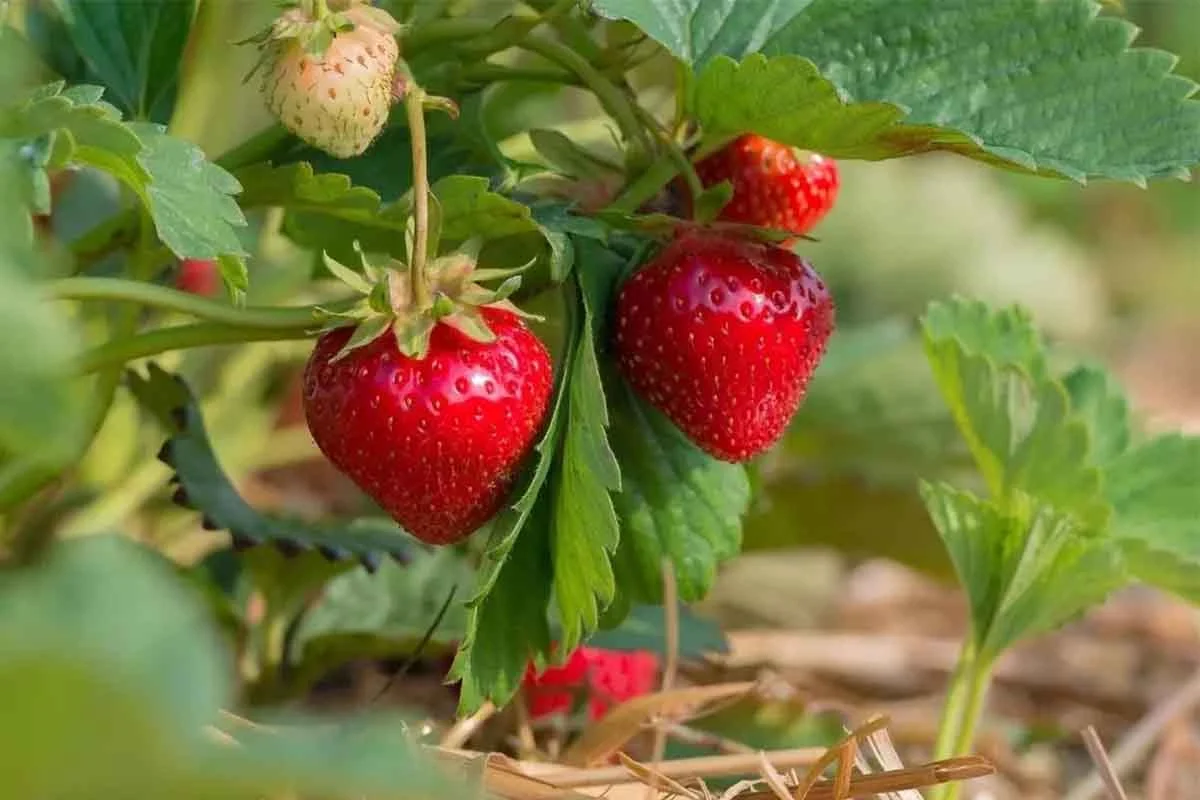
top-left (931, 643), bottom-right (995, 800)
top-left (633, 103), bottom-right (702, 210)
top-left (49, 276), bottom-right (353, 329)
top-left (402, 78), bottom-right (433, 311)
top-left (74, 323), bottom-right (318, 375)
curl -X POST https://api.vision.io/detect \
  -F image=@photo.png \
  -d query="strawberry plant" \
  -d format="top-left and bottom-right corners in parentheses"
top-left (3, 0), bottom-right (1200, 797)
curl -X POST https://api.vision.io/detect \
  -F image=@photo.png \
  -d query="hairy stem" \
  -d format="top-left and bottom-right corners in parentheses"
top-left (635, 104), bottom-right (701, 207)
top-left (403, 83), bottom-right (433, 309)
top-left (604, 151), bottom-right (680, 214)
top-left (50, 277), bottom-right (347, 329)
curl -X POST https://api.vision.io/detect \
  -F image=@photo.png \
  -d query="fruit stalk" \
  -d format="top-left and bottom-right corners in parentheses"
top-left (402, 76), bottom-right (433, 310)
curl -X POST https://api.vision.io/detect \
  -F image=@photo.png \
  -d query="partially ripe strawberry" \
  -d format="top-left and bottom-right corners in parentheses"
top-left (693, 134), bottom-right (839, 237)
top-left (522, 646), bottom-right (660, 721)
top-left (175, 258), bottom-right (220, 297)
top-left (253, 4), bottom-right (401, 159)
top-left (302, 243), bottom-right (553, 545)
top-left (613, 230), bottom-right (834, 463)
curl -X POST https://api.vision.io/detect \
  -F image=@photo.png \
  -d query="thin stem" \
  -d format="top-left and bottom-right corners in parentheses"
top-left (932, 643), bottom-right (994, 800)
top-left (49, 277), bottom-right (344, 329)
top-left (74, 323), bottom-right (317, 375)
top-left (605, 151), bottom-right (679, 214)
top-left (403, 84), bottom-right (432, 309)
top-left (518, 35), bottom-right (654, 158)
top-left (635, 104), bottom-right (701, 208)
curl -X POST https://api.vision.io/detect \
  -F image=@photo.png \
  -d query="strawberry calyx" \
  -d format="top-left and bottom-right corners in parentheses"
top-left (316, 237), bottom-right (540, 363)
top-left (239, 0), bottom-right (402, 80)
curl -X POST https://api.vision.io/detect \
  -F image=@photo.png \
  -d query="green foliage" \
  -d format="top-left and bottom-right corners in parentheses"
top-left (33, 0), bottom-right (195, 124)
top-left (0, 534), bottom-right (475, 798)
top-left (587, 603), bottom-right (730, 658)
top-left (606, 0), bottom-right (1200, 182)
top-left (126, 363), bottom-right (415, 568)
top-left (291, 547), bottom-right (475, 692)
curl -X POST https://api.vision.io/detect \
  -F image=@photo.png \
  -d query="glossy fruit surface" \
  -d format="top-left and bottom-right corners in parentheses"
top-left (522, 646), bottom-right (660, 720)
top-left (613, 230), bottom-right (835, 462)
top-left (694, 134), bottom-right (839, 236)
top-left (302, 307), bottom-right (553, 544)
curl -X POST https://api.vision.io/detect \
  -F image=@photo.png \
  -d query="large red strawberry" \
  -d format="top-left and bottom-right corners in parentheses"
top-left (613, 230), bottom-right (834, 463)
top-left (692, 134), bottom-right (839, 236)
top-left (523, 646), bottom-right (660, 721)
top-left (247, 3), bottom-right (401, 159)
top-left (302, 244), bottom-right (553, 545)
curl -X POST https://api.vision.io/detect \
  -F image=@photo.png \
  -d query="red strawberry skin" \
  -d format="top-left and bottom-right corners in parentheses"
top-left (523, 646), bottom-right (660, 720)
top-left (613, 231), bottom-right (834, 463)
top-left (693, 135), bottom-right (839, 236)
top-left (175, 258), bottom-right (220, 297)
top-left (302, 307), bottom-right (553, 545)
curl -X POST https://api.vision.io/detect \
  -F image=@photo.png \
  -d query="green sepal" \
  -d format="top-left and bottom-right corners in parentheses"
top-left (330, 313), bottom-right (392, 362)
top-left (393, 314), bottom-right (435, 360)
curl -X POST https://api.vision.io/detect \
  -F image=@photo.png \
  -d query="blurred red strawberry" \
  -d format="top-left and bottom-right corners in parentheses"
top-left (522, 646), bottom-right (660, 720)
top-left (175, 258), bottom-right (221, 297)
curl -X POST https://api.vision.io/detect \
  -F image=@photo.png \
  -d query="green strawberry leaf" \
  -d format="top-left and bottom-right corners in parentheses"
top-left (606, 378), bottom-right (751, 607)
top-left (0, 81), bottom-right (145, 180)
top-left (529, 128), bottom-right (623, 180)
top-left (130, 122), bottom-right (248, 261)
top-left (289, 547), bottom-right (475, 695)
top-left (921, 297), bottom-right (1106, 525)
top-left (590, 0), bottom-right (813, 71)
top-left (586, 603), bottom-right (730, 659)
top-left (447, 279), bottom-right (582, 712)
top-left (680, 1), bottom-right (1200, 183)
top-left (0, 534), bottom-right (475, 798)
top-left (38, 0), bottom-right (194, 123)
top-left (238, 166), bottom-right (539, 267)
top-left (236, 161), bottom-right (410, 264)
top-left (1105, 434), bottom-right (1200, 602)
top-left (125, 362), bottom-right (415, 570)
top-left (1062, 363), bottom-right (1133, 468)
top-left (920, 481), bottom-right (1124, 657)
top-left (450, 493), bottom-right (555, 714)
top-left (549, 240), bottom-right (624, 654)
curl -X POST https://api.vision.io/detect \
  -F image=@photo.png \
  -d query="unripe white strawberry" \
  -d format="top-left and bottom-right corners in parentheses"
top-left (251, 4), bottom-right (402, 159)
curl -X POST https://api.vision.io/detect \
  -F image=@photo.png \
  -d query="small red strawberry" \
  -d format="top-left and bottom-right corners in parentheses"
top-left (302, 242), bottom-right (553, 545)
top-left (175, 258), bottom-right (220, 297)
top-left (522, 646), bottom-right (660, 721)
top-left (692, 135), bottom-right (839, 236)
top-left (247, 3), bottom-right (402, 159)
top-left (613, 230), bottom-right (834, 463)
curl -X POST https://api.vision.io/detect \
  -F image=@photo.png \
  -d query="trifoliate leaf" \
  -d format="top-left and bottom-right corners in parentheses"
top-left (1062, 363), bottom-right (1133, 468)
top-left (921, 298), bottom-right (1106, 525)
top-left (920, 481), bottom-right (1124, 657)
top-left (125, 362), bottom-right (414, 570)
top-left (607, 379), bottom-right (751, 606)
top-left (549, 241), bottom-right (623, 654)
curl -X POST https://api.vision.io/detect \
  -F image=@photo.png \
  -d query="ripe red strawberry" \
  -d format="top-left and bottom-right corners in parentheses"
top-left (249, 4), bottom-right (401, 159)
top-left (613, 230), bottom-right (834, 463)
top-left (175, 258), bottom-right (220, 297)
top-left (302, 244), bottom-right (553, 545)
top-left (522, 646), bottom-right (660, 721)
top-left (693, 135), bottom-right (839, 236)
